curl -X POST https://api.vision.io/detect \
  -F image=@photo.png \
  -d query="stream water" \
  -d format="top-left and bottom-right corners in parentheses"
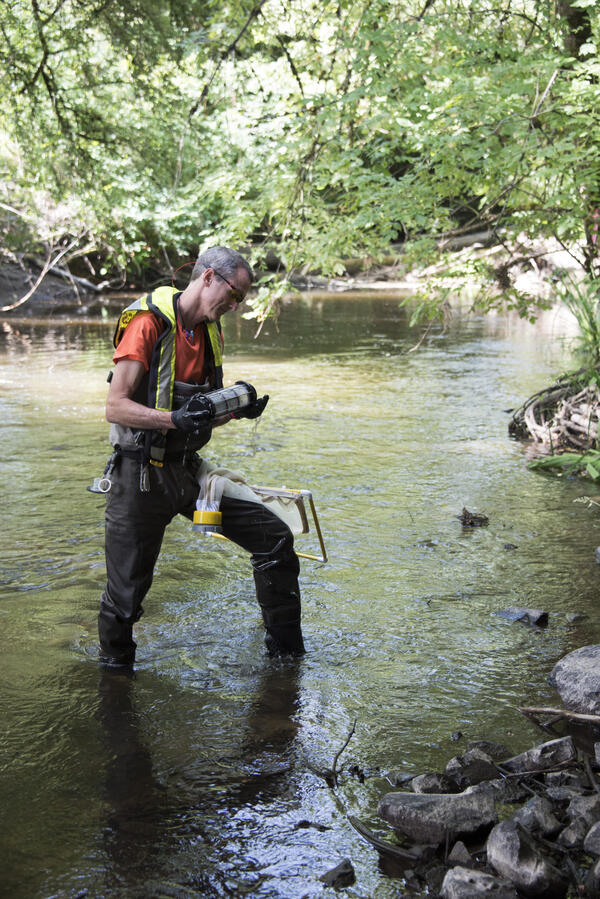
top-left (1, 294), bottom-right (599, 898)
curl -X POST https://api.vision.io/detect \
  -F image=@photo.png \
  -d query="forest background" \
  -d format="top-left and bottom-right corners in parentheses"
top-left (0, 0), bottom-right (598, 326)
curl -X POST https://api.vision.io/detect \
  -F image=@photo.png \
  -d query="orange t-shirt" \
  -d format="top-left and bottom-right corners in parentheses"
top-left (113, 312), bottom-right (214, 384)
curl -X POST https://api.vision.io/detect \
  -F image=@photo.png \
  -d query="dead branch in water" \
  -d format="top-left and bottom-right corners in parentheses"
top-left (509, 371), bottom-right (600, 451)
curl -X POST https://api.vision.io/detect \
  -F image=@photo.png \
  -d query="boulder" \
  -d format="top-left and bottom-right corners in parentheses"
top-left (467, 740), bottom-right (512, 762)
top-left (378, 788), bottom-right (497, 845)
top-left (585, 859), bottom-right (600, 898)
top-left (585, 822), bottom-right (600, 856)
top-left (411, 772), bottom-right (457, 794)
top-left (441, 866), bottom-right (519, 898)
top-left (500, 737), bottom-right (576, 774)
top-left (549, 646), bottom-right (600, 714)
top-left (545, 770), bottom-right (587, 790)
top-left (447, 840), bottom-right (472, 866)
top-left (565, 611), bottom-right (587, 624)
top-left (546, 785), bottom-right (584, 803)
top-left (319, 858), bottom-right (355, 887)
top-left (557, 818), bottom-right (588, 849)
top-left (486, 820), bottom-right (568, 897)
top-left (445, 748), bottom-right (498, 788)
top-left (494, 608), bottom-right (548, 626)
top-left (512, 796), bottom-right (561, 836)
top-left (567, 795), bottom-right (600, 829)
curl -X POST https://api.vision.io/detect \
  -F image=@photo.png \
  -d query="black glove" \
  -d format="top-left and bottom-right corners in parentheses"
top-left (235, 394), bottom-right (269, 420)
top-left (171, 393), bottom-right (212, 431)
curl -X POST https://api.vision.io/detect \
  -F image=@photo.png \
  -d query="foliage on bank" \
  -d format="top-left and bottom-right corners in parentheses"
top-left (0, 0), bottom-right (599, 319)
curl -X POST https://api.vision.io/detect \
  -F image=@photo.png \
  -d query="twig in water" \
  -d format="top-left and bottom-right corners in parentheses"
top-left (331, 717), bottom-right (357, 786)
top-left (584, 754), bottom-right (600, 795)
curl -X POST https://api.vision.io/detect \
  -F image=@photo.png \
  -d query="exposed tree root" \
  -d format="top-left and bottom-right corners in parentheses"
top-left (509, 369), bottom-right (600, 450)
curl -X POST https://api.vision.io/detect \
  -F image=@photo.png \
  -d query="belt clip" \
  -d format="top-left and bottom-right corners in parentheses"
top-left (139, 462), bottom-right (150, 493)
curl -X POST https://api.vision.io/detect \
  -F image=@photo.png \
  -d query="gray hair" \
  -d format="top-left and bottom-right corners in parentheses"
top-left (191, 246), bottom-right (254, 283)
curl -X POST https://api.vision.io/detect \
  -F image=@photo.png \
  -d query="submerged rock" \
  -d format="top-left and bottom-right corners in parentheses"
top-left (565, 611), bottom-right (587, 624)
top-left (378, 788), bottom-right (497, 845)
top-left (494, 607), bottom-right (548, 626)
top-left (441, 865), bottom-right (519, 898)
top-left (500, 737), bottom-right (576, 774)
top-left (319, 858), bottom-right (355, 887)
top-left (458, 507), bottom-right (489, 527)
top-left (549, 645), bottom-right (600, 714)
top-left (486, 820), bottom-right (568, 897)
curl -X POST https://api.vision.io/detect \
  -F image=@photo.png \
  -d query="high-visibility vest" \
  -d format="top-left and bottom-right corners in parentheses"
top-left (110, 286), bottom-right (223, 462)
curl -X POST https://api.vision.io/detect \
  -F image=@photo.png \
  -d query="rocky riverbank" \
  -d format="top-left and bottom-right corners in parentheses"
top-left (348, 645), bottom-right (600, 898)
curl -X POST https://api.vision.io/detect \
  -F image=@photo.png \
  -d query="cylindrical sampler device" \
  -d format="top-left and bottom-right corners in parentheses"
top-left (186, 380), bottom-right (257, 420)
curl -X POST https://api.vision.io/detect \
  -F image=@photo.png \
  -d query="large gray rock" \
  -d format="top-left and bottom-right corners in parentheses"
top-left (467, 740), bottom-right (512, 761)
top-left (486, 820), bottom-right (568, 897)
top-left (411, 771), bottom-right (458, 794)
top-left (378, 788), bottom-right (497, 844)
top-left (585, 859), bottom-right (600, 898)
top-left (584, 821), bottom-right (600, 856)
top-left (512, 796), bottom-right (561, 836)
top-left (441, 866), bottom-right (518, 898)
top-left (445, 748), bottom-right (498, 788)
top-left (567, 795), bottom-right (600, 829)
top-left (500, 737), bottom-right (576, 774)
top-left (557, 818), bottom-right (588, 849)
top-left (549, 645), bottom-right (600, 713)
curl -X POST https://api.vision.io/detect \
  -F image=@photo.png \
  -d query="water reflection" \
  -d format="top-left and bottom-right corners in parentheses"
top-left (98, 669), bottom-right (164, 892)
top-left (95, 659), bottom-right (303, 897)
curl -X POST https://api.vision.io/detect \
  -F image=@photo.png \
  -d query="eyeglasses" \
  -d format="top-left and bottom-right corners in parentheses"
top-left (212, 267), bottom-right (244, 303)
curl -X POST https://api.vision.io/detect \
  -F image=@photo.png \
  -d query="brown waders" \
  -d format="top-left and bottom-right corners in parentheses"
top-left (98, 455), bottom-right (305, 665)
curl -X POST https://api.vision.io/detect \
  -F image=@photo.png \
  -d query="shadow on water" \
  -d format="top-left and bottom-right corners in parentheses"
top-left (1, 295), bottom-right (600, 897)
top-left (96, 660), bottom-right (304, 898)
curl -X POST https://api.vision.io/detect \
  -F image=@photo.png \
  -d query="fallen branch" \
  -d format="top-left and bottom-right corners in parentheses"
top-left (331, 717), bottom-right (357, 786)
top-left (348, 814), bottom-right (418, 861)
top-left (519, 706), bottom-right (600, 725)
top-left (0, 239), bottom-right (79, 312)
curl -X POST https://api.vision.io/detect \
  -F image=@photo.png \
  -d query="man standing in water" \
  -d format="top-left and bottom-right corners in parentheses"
top-left (98, 246), bottom-right (305, 667)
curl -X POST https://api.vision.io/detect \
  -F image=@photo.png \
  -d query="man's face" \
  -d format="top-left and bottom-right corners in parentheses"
top-left (202, 266), bottom-right (251, 321)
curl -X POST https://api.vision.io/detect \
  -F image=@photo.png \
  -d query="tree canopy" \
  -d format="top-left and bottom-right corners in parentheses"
top-left (0, 0), bottom-right (598, 317)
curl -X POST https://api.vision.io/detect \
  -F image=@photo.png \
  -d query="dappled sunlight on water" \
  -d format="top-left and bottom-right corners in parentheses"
top-left (1, 298), bottom-right (599, 897)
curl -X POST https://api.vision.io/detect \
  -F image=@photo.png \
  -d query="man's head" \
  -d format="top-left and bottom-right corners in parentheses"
top-left (186, 246), bottom-right (254, 323)
top-left (191, 246), bottom-right (253, 287)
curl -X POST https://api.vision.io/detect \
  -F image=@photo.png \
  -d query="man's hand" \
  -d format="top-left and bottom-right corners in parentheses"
top-left (171, 394), bottom-right (212, 431)
top-left (235, 394), bottom-right (269, 419)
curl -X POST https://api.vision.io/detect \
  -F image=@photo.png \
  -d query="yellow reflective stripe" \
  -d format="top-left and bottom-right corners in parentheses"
top-left (207, 322), bottom-right (222, 366)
